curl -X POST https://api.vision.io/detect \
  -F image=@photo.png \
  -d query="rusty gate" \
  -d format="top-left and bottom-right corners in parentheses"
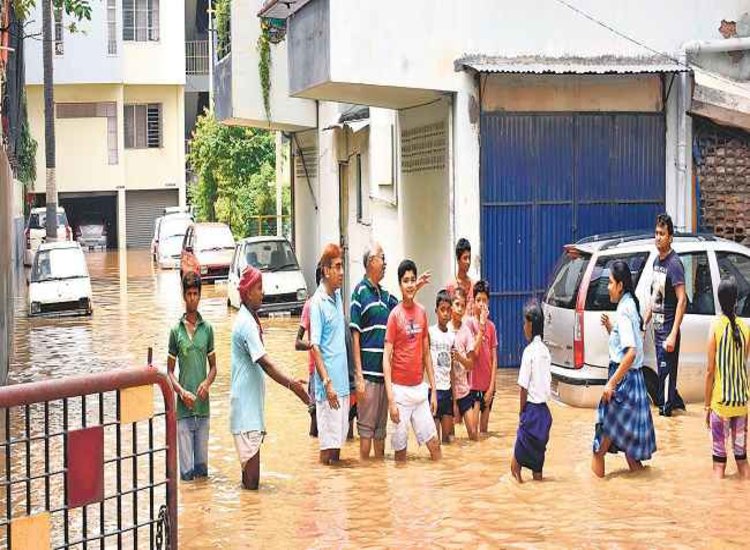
top-left (0, 364), bottom-right (177, 549)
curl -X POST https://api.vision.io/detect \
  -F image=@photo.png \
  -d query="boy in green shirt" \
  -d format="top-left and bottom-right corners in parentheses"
top-left (167, 272), bottom-right (217, 481)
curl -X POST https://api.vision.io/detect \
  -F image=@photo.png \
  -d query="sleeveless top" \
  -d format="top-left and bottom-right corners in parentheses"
top-left (711, 315), bottom-right (749, 418)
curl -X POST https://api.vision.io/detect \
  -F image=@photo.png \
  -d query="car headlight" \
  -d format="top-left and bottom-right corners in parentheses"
top-left (200, 266), bottom-right (208, 275)
top-left (30, 302), bottom-right (41, 314)
top-left (296, 288), bottom-right (308, 301)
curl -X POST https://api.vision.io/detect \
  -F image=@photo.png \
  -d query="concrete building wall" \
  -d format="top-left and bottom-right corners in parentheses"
top-left (292, 128), bottom-right (321, 291)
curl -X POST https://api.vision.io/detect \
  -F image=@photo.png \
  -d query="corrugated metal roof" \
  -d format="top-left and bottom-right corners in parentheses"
top-left (258, 0), bottom-right (312, 19)
top-left (455, 54), bottom-right (689, 75)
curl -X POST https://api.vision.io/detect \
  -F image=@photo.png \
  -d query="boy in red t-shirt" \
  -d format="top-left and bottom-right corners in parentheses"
top-left (465, 280), bottom-right (499, 435)
top-left (384, 260), bottom-right (441, 462)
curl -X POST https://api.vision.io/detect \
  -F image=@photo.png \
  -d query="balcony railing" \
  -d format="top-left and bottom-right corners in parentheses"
top-left (186, 40), bottom-right (209, 75)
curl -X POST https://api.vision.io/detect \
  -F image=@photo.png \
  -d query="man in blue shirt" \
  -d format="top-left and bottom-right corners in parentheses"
top-left (230, 266), bottom-right (309, 490)
top-left (310, 243), bottom-right (350, 465)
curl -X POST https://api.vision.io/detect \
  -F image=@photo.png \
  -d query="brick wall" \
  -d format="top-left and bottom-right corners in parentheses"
top-left (695, 118), bottom-right (750, 245)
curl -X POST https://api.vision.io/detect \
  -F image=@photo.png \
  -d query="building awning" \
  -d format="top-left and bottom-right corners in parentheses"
top-left (691, 68), bottom-right (750, 132)
top-left (258, 0), bottom-right (311, 19)
top-left (323, 106), bottom-right (370, 133)
top-left (455, 54), bottom-right (689, 75)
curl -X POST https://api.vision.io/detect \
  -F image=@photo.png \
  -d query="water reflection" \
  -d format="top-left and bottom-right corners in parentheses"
top-left (9, 250), bottom-right (750, 548)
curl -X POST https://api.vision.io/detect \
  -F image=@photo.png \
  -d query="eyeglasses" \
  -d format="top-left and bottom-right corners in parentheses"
top-left (369, 253), bottom-right (386, 263)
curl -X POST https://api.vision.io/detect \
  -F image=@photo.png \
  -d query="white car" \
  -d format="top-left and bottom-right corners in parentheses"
top-left (24, 206), bottom-right (72, 266)
top-left (29, 242), bottom-right (93, 316)
top-left (151, 216), bottom-right (163, 263)
top-left (156, 214), bottom-right (193, 269)
top-left (227, 237), bottom-right (308, 315)
top-left (544, 232), bottom-right (750, 408)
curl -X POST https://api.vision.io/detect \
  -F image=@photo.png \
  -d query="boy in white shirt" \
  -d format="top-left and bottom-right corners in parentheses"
top-left (429, 290), bottom-right (456, 443)
top-left (511, 301), bottom-right (553, 482)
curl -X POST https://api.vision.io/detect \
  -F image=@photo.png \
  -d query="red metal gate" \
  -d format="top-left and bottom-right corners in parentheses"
top-left (0, 365), bottom-right (177, 549)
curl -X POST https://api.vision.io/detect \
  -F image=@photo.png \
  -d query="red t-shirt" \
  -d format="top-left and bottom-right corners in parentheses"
top-left (300, 299), bottom-right (315, 375)
top-left (465, 317), bottom-right (498, 392)
top-left (385, 302), bottom-right (428, 386)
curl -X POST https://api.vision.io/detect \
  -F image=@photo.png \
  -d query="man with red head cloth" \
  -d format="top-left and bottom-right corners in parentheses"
top-left (230, 266), bottom-right (309, 490)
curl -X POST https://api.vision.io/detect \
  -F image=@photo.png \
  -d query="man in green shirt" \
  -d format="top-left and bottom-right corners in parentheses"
top-left (167, 272), bottom-right (217, 481)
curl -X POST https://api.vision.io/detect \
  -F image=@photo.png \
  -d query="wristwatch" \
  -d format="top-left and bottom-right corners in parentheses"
top-left (323, 377), bottom-right (331, 387)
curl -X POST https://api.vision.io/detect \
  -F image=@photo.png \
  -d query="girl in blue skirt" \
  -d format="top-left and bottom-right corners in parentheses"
top-left (592, 260), bottom-right (656, 478)
top-left (511, 301), bottom-right (552, 482)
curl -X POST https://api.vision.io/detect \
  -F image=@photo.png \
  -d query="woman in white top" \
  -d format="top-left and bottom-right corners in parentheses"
top-left (511, 301), bottom-right (552, 482)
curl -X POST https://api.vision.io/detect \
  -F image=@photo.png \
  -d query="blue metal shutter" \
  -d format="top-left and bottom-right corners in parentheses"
top-left (480, 113), bottom-right (664, 367)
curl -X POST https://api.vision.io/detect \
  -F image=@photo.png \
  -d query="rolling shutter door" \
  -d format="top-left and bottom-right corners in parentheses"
top-left (125, 189), bottom-right (178, 248)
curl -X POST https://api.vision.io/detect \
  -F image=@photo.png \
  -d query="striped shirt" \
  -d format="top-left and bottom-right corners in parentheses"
top-left (350, 277), bottom-right (399, 382)
top-left (711, 315), bottom-right (749, 418)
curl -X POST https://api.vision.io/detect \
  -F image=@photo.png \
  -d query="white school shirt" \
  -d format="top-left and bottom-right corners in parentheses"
top-left (429, 325), bottom-right (455, 391)
top-left (517, 336), bottom-right (552, 404)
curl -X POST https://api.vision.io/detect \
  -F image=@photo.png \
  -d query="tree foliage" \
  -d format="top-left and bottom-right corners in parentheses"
top-left (187, 111), bottom-right (282, 238)
top-left (13, 0), bottom-right (92, 21)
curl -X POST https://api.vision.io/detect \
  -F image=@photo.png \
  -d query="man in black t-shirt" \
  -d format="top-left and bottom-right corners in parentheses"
top-left (644, 213), bottom-right (687, 416)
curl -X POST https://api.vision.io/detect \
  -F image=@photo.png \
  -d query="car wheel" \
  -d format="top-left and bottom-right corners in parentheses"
top-left (642, 368), bottom-right (659, 406)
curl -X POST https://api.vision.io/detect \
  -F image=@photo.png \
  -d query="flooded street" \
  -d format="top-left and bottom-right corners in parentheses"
top-left (9, 250), bottom-right (750, 548)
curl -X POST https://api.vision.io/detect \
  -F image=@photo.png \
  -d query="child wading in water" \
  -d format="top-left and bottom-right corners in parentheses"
top-left (705, 277), bottom-right (750, 479)
top-left (511, 302), bottom-right (552, 482)
top-left (448, 288), bottom-right (479, 440)
top-left (429, 290), bottom-right (456, 443)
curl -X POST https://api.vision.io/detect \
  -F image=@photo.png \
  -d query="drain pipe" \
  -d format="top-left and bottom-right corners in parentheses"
top-left (674, 37), bottom-right (750, 231)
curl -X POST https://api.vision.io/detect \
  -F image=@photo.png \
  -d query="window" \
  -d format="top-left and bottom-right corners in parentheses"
top-left (54, 7), bottom-right (64, 55)
top-left (679, 252), bottom-right (715, 315)
top-left (123, 0), bottom-right (159, 42)
top-left (545, 250), bottom-right (591, 309)
top-left (584, 253), bottom-right (649, 311)
top-left (716, 251), bottom-right (750, 318)
top-left (124, 104), bottom-right (162, 149)
top-left (107, 0), bottom-right (117, 54)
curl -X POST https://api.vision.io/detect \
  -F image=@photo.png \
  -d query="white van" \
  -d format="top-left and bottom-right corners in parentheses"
top-left (24, 207), bottom-right (72, 266)
top-left (29, 241), bottom-right (93, 316)
top-left (227, 237), bottom-right (308, 315)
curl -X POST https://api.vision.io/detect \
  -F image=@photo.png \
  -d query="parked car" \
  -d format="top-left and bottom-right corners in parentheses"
top-left (180, 223), bottom-right (236, 282)
top-left (24, 206), bottom-right (72, 266)
top-left (544, 231), bottom-right (750, 408)
top-left (227, 236), bottom-right (308, 315)
top-left (151, 217), bottom-right (163, 263)
top-left (156, 214), bottom-right (193, 269)
top-left (29, 241), bottom-right (93, 316)
top-left (163, 206), bottom-right (193, 218)
top-left (75, 215), bottom-right (108, 250)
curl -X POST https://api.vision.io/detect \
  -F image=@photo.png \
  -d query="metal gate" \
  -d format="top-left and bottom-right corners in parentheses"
top-left (481, 112), bottom-right (665, 367)
top-left (0, 364), bottom-right (177, 549)
top-left (125, 190), bottom-right (179, 248)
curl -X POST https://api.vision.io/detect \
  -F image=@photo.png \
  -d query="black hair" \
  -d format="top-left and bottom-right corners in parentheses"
top-left (455, 238), bottom-right (471, 261)
top-left (523, 300), bottom-right (544, 340)
top-left (182, 271), bottom-right (202, 296)
top-left (610, 260), bottom-right (643, 331)
top-left (656, 213), bottom-right (674, 236)
top-left (315, 264), bottom-right (322, 286)
top-left (435, 289), bottom-right (452, 309)
top-left (718, 277), bottom-right (742, 350)
top-left (397, 259), bottom-right (417, 283)
top-left (451, 286), bottom-right (467, 303)
top-left (473, 279), bottom-right (490, 299)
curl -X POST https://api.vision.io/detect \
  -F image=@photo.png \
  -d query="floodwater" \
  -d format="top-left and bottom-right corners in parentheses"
top-left (8, 250), bottom-right (750, 549)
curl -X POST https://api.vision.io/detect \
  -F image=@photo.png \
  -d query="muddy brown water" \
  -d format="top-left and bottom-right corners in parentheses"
top-left (7, 250), bottom-right (749, 548)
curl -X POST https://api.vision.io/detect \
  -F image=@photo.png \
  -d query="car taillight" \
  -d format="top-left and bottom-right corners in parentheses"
top-left (574, 310), bottom-right (584, 369)
top-left (25, 228), bottom-right (30, 249)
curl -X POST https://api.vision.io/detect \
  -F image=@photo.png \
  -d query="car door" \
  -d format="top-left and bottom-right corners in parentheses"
top-left (715, 249), bottom-right (750, 325)
top-left (672, 250), bottom-right (717, 402)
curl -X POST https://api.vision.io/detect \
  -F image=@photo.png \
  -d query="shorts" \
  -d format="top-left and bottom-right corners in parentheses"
top-left (456, 393), bottom-right (474, 416)
top-left (470, 390), bottom-right (494, 412)
top-left (710, 411), bottom-right (748, 463)
top-left (233, 431), bottom-right (264, 469)
top-left (316, 394), bottom-right (351, 451)
top-left (434, 389), bottom-right (453, 419)
top-left (391, 383), bottom-right (438, 452)
top-left (357, 380), bottom-right (389, 440)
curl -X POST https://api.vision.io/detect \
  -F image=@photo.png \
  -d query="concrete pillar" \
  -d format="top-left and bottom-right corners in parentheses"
top-left (117, 188), bottom-right (127, 250)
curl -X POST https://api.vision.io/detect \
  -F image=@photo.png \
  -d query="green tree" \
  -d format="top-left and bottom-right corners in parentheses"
top-left (187, 111), bottom-right (280, 238)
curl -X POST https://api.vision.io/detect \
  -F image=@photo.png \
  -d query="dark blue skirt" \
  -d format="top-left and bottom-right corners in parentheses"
top-left (593, 362), bottom-right (656, 461)
top-left (513, 402), bottom-right (552, 473)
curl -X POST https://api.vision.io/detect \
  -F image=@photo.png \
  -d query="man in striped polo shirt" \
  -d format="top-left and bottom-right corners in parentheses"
top-left (351, 242), bottom-right (429, 459)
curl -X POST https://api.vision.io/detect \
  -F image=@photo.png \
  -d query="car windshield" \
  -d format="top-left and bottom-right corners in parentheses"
top-left (79, 223), bottom-right (104, 237)
top-left (196, 226), bottom-right (235, 251)
top-left (160, 234), bottom-right (184, 256)
top-left (243, 240), bottom-right (299, 272)
top-left (31, 248), bottom-right (88, 282)
top-left (28, 212), bottom-right (68, 230)
top-left (159, 217), bottom-right (191, 240)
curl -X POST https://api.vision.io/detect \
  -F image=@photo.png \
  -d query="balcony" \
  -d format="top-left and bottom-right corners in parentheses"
top-left (281, 0), bottom-right (446, 109)
top-left (213, 0), bottom-right (316, 131)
